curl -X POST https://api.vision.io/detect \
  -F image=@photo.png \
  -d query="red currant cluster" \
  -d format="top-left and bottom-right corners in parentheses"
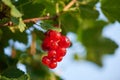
top-left (41, 30), bottom-right (71, 69)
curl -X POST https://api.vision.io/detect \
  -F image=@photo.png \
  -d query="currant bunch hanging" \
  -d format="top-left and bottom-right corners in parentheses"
top-left (41, 30), bottom-right (71, 69)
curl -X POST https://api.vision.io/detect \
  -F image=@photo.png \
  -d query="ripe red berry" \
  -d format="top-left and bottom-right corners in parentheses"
top-left (45, 30), bottom-right (61, 40)
top-left (41, 37), bottom-right (51, 50)
top-left (42, 56), bottom-right (50, 66)
top-left (50, 57), bottom-right (57, 62)
top-left (48, 50), bottom-right (56, 58)
top-left (56, 47), bottom-right (66, 57)
top-left (56, 56), bottom-right (63, 62)
top-left (59, 36), bottom-right (71, 48)
top-left (49, 62), bottom-right (57, 69)
top-left (49, 41), bottom-right (59, 50)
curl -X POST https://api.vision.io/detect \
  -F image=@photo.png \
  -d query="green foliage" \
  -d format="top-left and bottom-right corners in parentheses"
top-left (0, 0), bottom-right (119, 79)
top-left (10, 17), bottom-right (26, 32)
top-left (101, 0), bottom-right (120, 22)
top-left (1, 66), bottom-right (24, 78)
top-left (0, 74), bottom-right (30, 80)
top-left (2, 0), bottom-right (26, 32)
top-left (0, 66), bottom-right (30, 80)
top-left (60, 11), bottom-right (81, 34)
top-left (2, 0), bottom-right (22, 18)
top-left (0, 27), bottom-right (27, 47)
top-left (81, 20), bottom-right (118, 66)
top-left (14, 0), bottom-right (57, 19)
top-left (79, 0), bottom-right (99, 20)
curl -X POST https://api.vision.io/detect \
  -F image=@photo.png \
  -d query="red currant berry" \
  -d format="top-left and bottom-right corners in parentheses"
top-left (46, 30), bottom-right (61, 40)
top-left (42, 37), bottom-right (51, 50)
top-left (59, 36), bottom-right (71, 48)
top-left (48, 50), bottom-right (56, 58)
top-left (50, 57), bottom-right (57, 62)
top-left (42, 56), bottom-right (50, 65)
top-left (56, 47), bottom-right (66, 57)
top-left (42, 38), bottom-right (58, 50)
top-left (49, 62), bottom-right (57, 69)
top-left (56, 56), bottom-right (63, 62)
top-left (49, 41), bottom-right (59, 50)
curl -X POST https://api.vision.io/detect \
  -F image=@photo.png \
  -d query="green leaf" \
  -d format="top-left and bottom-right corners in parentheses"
top-left (0, 53), bottom-right (8, 73)
top-left (10, 17), bottom-right (26, 32)
top-left (26, 62), bottom-right (50, 80)
top-left (2, 0), bottom-right (26, 32)
top-left (0, 75), bottom-right (10, 80)
top-left (10, 6), bottom-right (22, 18)
top-left (60, 12), bottom-right (81, 34)
top-left (79, 0), bottom-right (99, 5)
top-left (1, 66), bottom-right (24, 78)
top-left (11, 17), bottom-right (19, 25)
top-left (2, 0), bottom-right (22, 17)
top-left (79, 0), bottom-right (99, 20)
top-left (17, 74), bottom-right (30, 80)
top-left (18, 18), bottom-right (26, 32)
top-left (0, 2), bottom-right (10, 20)
top-left (79, 5), bottom-right (99, 20)
top-left (0, 74), bottom-right (30, 80)
top-left (20, 54), bottom-right (61, 80)
top-left (0, 27), bottom-right (28, 47)
top-left (14, 0), bottom-right (56, 19)
top-left (81, 20), bottom-right (118, 66)
top-left (101, 0), bottom-right (120, 22)
top-left (60, 7), bottom-right (98, 35)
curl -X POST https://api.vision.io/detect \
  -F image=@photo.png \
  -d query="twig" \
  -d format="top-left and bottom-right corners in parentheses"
top-left (63, 0), bottom-right (77, 11)
top-left (1, 15), bottom-right (57, 27)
